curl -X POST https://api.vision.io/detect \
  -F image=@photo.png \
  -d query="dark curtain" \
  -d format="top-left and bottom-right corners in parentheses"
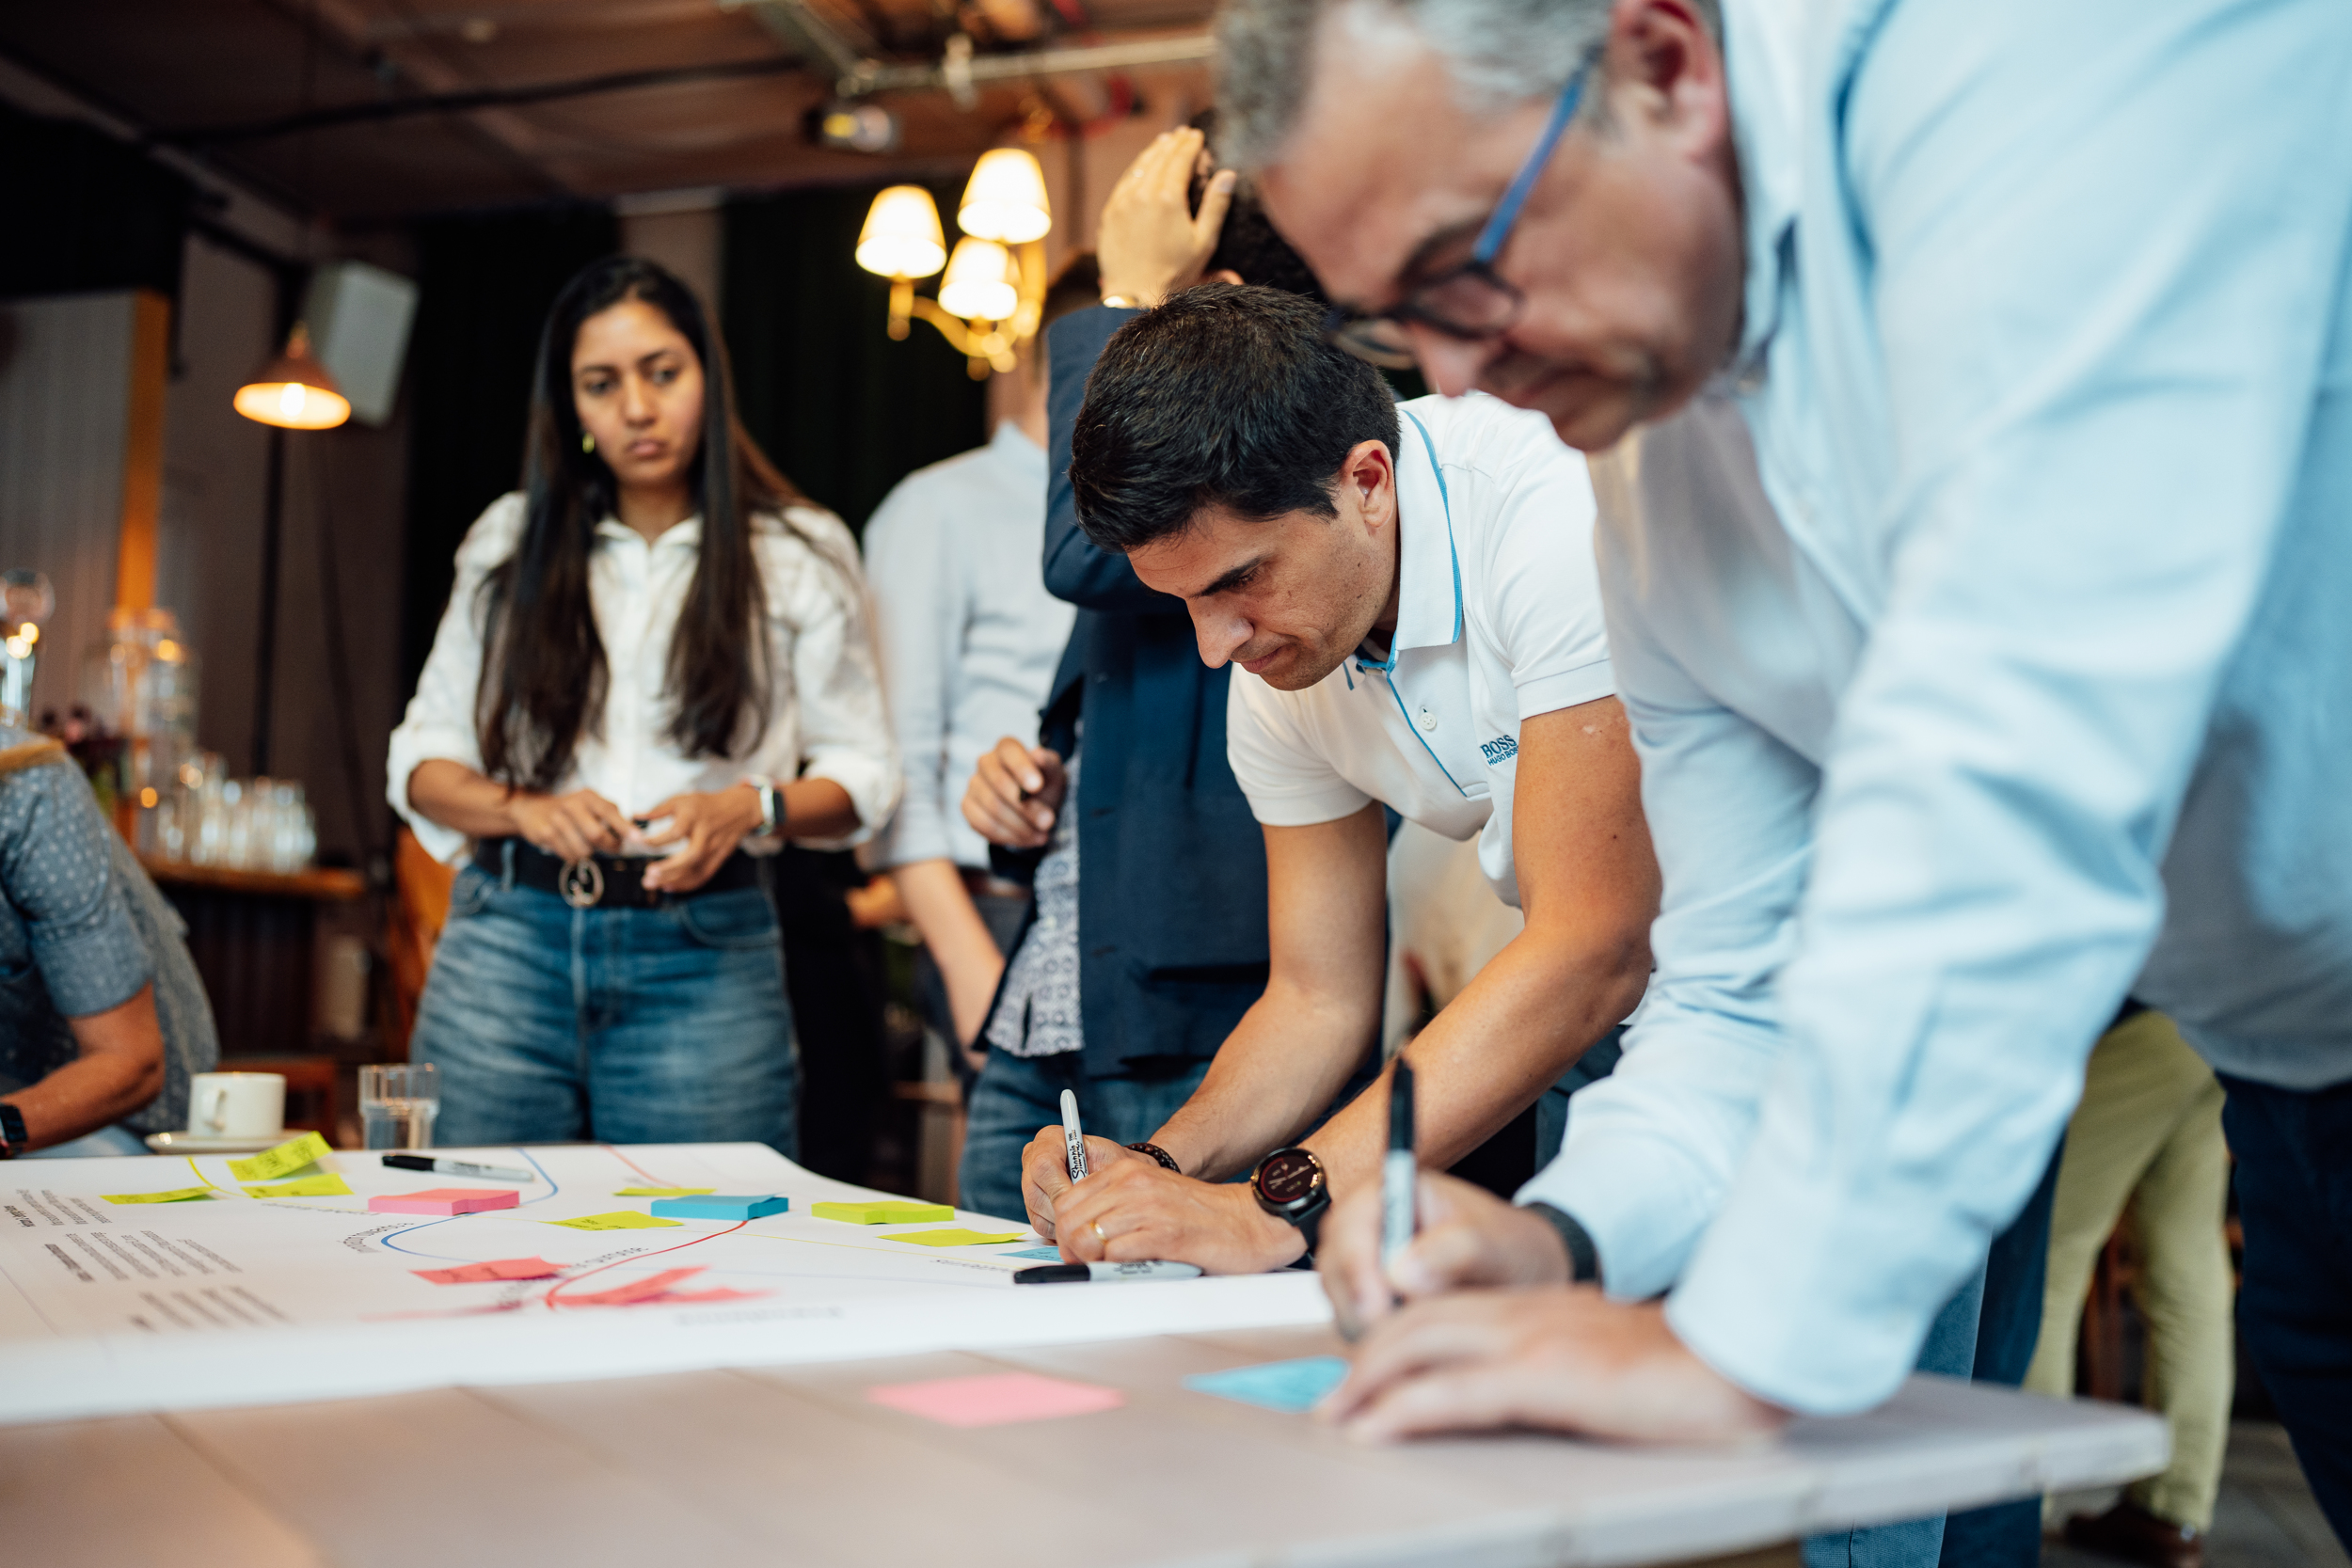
top-left (722, 181), bottom-right (988, 538)
top-left (400, 203), bottom-right (618, 692)
top-left (0, 107), bottom-right (191, 305)
top-left (724, 182), bottom-right (990, 1182)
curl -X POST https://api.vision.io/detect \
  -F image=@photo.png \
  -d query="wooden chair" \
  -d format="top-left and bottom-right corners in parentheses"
top-left (381, 826), bottom-right (456, 1058)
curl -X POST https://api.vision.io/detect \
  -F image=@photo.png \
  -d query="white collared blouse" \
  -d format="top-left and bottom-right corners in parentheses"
top-left (388, 491), bottom-right (900, 864)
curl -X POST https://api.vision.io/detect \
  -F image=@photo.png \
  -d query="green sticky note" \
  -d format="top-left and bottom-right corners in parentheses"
top-left (543, 1211), bottom-right (682, 1231)
top-left (810, 1200), bottom-right (956, 1226)
top-left (226, 1131), bottom-right (334, 1183)
top-left (883, 1227), bottom-right (1029, 1248)
top-left (103, 1186), bottom-right (215, 1205)
top-left (614, 1187), bottom-right (714, 1197)
top-left (244, 1173), bottom-right (354, 1198)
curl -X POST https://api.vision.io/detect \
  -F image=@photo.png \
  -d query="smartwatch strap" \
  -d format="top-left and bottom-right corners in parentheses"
top-left (1526, 1201), bottom-right (1599, 1284)
top-left (0, 1101), bottom-right (26, 1159)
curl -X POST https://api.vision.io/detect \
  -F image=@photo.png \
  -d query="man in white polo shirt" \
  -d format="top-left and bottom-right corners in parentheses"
top-left (1005, 282), bottom-right (1655, 1273)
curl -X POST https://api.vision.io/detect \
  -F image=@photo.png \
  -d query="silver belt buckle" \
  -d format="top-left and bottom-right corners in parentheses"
top-left (559, 857), bottom-right (605, 910)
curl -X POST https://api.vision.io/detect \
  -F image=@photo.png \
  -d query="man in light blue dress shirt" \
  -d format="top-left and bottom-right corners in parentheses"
top-left (1216, 0), bottom-right (2352, 1549)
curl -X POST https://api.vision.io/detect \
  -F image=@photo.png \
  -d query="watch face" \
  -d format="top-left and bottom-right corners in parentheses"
top-left (1255, 1148), bottom-right (1323, 1207)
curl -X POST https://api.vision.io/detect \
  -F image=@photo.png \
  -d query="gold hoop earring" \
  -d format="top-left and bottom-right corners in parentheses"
top-left (581, 432), bottom-right (596, 454)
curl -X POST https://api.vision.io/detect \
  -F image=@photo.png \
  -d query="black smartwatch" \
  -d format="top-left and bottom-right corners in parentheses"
top-left (1249, 1146), bottom-right (1330, 1255)
top-left (0, 1102), bottom-right (25, 1160)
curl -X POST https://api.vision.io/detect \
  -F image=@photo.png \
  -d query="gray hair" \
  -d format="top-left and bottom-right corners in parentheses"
top-left (1216, 0), bottom-right (1715, 171)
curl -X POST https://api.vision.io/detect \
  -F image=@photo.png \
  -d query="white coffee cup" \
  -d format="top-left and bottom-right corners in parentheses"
top-left (187, 1072), bottom-right (286, 1139)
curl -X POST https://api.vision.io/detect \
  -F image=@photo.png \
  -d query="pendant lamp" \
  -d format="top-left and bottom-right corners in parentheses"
top-left (234, 323), bottom-right (351, 431)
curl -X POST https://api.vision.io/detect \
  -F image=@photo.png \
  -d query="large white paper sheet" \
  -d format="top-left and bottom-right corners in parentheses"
top-left (0, 1143), bottom-right (1328, 1423)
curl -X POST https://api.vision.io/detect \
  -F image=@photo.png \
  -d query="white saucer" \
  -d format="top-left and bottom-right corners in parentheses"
top-left (143, 1130), bottom-right (291, 1155)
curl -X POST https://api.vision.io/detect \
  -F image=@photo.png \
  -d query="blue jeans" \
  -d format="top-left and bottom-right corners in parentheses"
top-left (959, 1051), bottom-right (1213, 1224)
top-left (413, 864), bottom-right (800, 1156)
top-left (1804, 1141), bottom-right (2063, 1568)
top-left (2220, 1072), bottom-right (2352, 1552)
top-left (24, 1124), bottom-right (149, 1158)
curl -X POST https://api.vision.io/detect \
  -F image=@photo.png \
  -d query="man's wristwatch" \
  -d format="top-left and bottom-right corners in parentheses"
top-left (1249, 1146), bottom-right (1329, 1255)
top-left (743, 775), bottom-right (782, 839)
top-left (0, 1102), bottom-right (26, 1160)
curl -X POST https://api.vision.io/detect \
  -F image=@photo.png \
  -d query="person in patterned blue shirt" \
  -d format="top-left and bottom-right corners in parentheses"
top-left (0, 729), bottom-right (217, 1156)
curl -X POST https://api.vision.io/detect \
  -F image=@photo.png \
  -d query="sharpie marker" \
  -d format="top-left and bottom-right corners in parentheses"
top-left (381, 1153), bottom-right (535, 1184)
top-left (1059, 1088), bottom-right (1089, 1182)
top-left (1014, 1259), bottom-right (1203, 1285)
top-left (1381, 1060), bottom-right (1417, 1270)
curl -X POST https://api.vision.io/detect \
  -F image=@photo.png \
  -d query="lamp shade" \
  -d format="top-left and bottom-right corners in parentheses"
top-left (937, 238), bottom-right (1019, 323)
top-left (856, 185), bottom-right (948, 278)
top-left (957, 148), bottom-right (1052, 245)
top-left (233, 324), bottom-right (352, 430)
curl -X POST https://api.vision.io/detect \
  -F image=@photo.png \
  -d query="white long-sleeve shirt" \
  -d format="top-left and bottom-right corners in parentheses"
top-left (1522, 0), bottom-right (2352, 1417)
top-left (861, 422), bottom-right (1073, 872)
top-left (387, 491), bottom-right (899, 864)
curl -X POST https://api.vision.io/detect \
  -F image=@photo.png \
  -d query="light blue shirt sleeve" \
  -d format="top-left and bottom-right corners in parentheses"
top-left (1518, 576), bottom-right (1803, 1300)
top-left (1577, 0), bottom-right (2352, 1414)
top-left (862, 481), bottom-right (961, 870)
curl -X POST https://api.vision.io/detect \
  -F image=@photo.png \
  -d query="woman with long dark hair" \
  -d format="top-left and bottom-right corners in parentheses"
top-left (387, 256), bottom-right (898, 1154)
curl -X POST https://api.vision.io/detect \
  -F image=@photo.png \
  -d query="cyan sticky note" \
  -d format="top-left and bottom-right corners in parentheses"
top-left (1002, 1246), bottom-right (1063, 1260)
top-left (647, 1194), bottom-right (788, 1221)
top-left (1184, 1356), bottom-right (1351, 1414)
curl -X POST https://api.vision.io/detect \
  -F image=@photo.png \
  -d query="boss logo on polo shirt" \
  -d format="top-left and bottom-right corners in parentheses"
top-left (1478, 735), bottom-right (1518, 765)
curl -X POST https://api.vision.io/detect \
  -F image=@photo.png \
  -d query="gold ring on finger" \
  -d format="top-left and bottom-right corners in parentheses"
top-left (1091, 1221), bottom-right (1106, 1243)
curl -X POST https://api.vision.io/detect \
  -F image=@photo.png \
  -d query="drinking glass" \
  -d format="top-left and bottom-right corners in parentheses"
top-left (359, 1063), bottom-right (439, 1150)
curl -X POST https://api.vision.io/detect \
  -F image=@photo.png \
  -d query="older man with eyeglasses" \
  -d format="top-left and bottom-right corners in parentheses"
top-left (1216, 0), bottom-right (2352, 1558)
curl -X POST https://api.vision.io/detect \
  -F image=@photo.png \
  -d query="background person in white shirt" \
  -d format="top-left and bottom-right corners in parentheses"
top-left (388, 257), bottom-right (898, 1156)
top-left (1010, 284), bottom-right (1655, 1274)
top-left (862, 261), bottom-right (1094, 1064)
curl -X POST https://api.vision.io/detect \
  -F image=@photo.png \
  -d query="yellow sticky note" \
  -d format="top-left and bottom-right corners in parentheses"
top-left (811, 1200), bottom-right (955, 1226)
top-left (544, 1211), bottom-right (682, 1231)
top-left (614, 1187), bottom-right (714, 1197)
top-left (244, 1173), bottom-right (354, 1198)
top-left (883, 1227), bottom-right (1029, 1248)
top-left (227, 1131), bottom-right (334, 1183)
top-left (103, 1186), bottom-right (215, 1205)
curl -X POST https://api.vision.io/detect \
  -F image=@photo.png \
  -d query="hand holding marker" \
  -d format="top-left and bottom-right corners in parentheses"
top-left (1014, 1089), bottom-right (1202, 1285)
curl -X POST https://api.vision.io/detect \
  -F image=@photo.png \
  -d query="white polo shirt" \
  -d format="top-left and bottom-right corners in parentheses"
top-left (1227, 392), bottom-right (1613, 908)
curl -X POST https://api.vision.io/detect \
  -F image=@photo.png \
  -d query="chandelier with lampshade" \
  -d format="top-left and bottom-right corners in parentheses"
top-left (857, 147), bottom-right (1053, 379)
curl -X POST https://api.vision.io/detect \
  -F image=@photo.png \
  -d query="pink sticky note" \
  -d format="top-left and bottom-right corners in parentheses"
top-left (866, 1372), bottom-right (1125, 1428)
top-left (412, 1256), bottom-right (564, 1285)
top-left (559, 1267), bottom-right (706, 1307)
top-left (369, 1187), bottom-right (520, 1215)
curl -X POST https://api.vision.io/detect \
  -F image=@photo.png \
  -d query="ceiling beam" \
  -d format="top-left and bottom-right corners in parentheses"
top-left (155, 56), bottom-right (800, 146)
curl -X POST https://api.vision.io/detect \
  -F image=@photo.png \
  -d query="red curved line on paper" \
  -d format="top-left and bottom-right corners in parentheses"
top-left (542, 1219), bottom-right (750, 1310)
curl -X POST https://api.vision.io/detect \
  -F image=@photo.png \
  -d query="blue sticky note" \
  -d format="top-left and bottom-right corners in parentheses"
top-left (1184, 1356), bottom-right (1350, 1414)
top-left (1002, 1246), bottom-right (1063, 1260)
top-left (647, 1194), bottom-right (790, 1221)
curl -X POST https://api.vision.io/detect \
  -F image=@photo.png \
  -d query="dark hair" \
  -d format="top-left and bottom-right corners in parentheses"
top-left (477, 255), bottom-right (814, 792)
top-left (1070, 282), bottom-right (1400, 553)
top-left (1188, 111), bottom-right (1327, 301)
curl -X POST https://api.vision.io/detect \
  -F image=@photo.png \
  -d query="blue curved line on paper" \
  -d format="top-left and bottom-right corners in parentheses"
top-left (377, 1148), bottom-right (560, 1259)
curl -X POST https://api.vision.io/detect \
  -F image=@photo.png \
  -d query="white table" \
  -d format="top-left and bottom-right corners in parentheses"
top-left (4, 1321), bottom-right (2164, 1568)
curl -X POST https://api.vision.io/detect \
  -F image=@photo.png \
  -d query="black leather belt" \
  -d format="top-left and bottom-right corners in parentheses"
top-left (474, 839), bottom-right (763, 910)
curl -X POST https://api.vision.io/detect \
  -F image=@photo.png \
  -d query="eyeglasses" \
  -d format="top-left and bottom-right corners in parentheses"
top-left (1323, 60), bottom-right (1594, 371)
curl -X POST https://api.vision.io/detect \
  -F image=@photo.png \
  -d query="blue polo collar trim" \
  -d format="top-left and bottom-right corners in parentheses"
top-left (1368, 407), bottom-right (1462, 671)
